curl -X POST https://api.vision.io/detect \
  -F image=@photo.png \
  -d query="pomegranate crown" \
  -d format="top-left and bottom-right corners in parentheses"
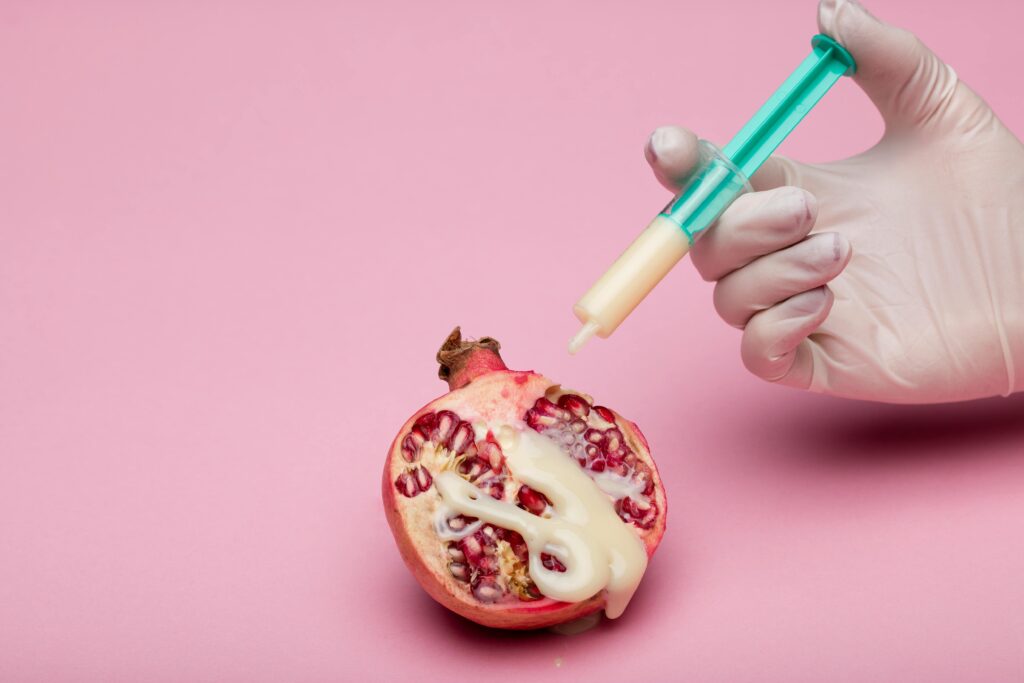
top-left (436, 327), bottom-right (507, 390)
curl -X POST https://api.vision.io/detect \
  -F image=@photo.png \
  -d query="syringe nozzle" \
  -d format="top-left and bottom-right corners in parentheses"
top-left (568, 321), bottom-right (600, 355)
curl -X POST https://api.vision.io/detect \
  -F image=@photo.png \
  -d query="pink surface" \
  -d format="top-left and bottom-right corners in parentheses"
top-left (1, 1), bottom-right (1023, 681)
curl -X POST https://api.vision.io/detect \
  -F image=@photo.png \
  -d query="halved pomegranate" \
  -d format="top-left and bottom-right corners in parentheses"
top-left (382, 328), bottom-right (667, 629)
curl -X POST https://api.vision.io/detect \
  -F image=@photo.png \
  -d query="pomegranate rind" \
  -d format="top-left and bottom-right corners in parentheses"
top-left (382, 370), bottom-right (667, 630)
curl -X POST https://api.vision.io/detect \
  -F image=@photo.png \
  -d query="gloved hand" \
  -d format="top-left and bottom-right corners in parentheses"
top-left (648, 0), bottom-right (1024, 403)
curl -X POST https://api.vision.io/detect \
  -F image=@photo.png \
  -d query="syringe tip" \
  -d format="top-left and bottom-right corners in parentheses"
top-left (568, 321), bottom-right (600, 355)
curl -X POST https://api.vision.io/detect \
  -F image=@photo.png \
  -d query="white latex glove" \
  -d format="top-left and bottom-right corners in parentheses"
top-left (648, 0), bottom-right (1024, 403)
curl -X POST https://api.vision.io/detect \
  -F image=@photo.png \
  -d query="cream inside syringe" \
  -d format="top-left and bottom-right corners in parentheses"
top-left (568, 215), bottom-right (692, 354)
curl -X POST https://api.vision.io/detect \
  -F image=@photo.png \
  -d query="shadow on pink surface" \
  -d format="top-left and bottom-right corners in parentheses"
top-left (786, 393), bottom-right (1024, 464)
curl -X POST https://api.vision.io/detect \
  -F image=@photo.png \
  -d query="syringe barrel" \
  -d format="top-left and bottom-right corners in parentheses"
top-left (572, 142), bottom-right (750, 338)
top-left (570, 35), bottom-right (855, 352)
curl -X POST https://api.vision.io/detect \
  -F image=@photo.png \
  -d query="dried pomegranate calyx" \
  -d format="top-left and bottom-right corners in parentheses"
top-left (436, 327), bottom-right (505, 390)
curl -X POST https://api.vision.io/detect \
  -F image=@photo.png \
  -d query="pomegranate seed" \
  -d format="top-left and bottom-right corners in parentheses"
top-left (525, 411), bottom-right (559, 429)
top-left (465, 459), bottom-right (485, 481)
top-left (394, 472), bottom-right (418, 498)
top-left (412, 412), bottom-right (437, 437)
top-left (585, 444), bottom-right (598, 458)
top-left (638, 505), bottom-right (657, 528)
top-left (614, 497), bottom-right (632, 521)
top-left (526, 398), bottom-right (572, 430)
top-left (541, 553), bottom-right (566, 572)
top-left (478, 438), bottom-right (504, 472)
top-left (449, 422), bottom-right (474, 454)
top-left (558, 394), bottom-right (591, 418)
top-left (593, 406), bottom-right (616, 424)
top-left (434, 410), bottom-right (459, 444)
top-left (532, 398), bottom-right (561, 417)
top-left (604, 428), bottom-right (622, 452)
top-left (414, 466), bottom-right (432, 492)
top-left (584, 429), bottom-right (603, 444)
top-left (447, 544), bottom-right (466, 562)
top-left (476, 555), bottom-right (499, 574)
top-left (401, 433), bottom-right (422, 462)
top-left (629, 499), bottom-right (658, 529)
top-left (471, 576), bottom-right (503, 603)
top-left (589, 458), bottom-right (606, 473)
top-left (615, 497), bottom-right (658, 529)
top-left (505, 530), bottom-right (529, 561)
top-left (449, 562), bottom-right (469, 582)
top-left (460, 535), bottom-right (484, 563)
top-left (633, 462), bottom-right (654, 495)
top-left (447, 514), bottom-right (476, 532)
top-left (570, 419), bottom-right (587, 434)
top-left (477, 476), bottom-right (505, 500)
top-left (516, 485), bottom-right (549, 515)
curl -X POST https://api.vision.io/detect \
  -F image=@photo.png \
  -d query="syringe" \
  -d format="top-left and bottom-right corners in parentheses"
top-left (569, 35), bottom-right (856, 354)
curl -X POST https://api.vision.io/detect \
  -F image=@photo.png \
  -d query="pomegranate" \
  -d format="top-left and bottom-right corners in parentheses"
top-left (382, 328), bottom-right (667, 629)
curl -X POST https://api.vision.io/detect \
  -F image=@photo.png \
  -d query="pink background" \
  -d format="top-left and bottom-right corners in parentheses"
top-left (2, 1), bottom-right (1023, 681)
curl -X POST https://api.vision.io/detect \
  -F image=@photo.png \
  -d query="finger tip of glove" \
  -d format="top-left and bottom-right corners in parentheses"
top-left (740, 286), bottom-right (833, 381)
top-left (818, 0), bottom-right (872, 37)
top-left (834, 232), bottom-right (853, 268)
top-left (762, 343), bottom-right (817, 389)
top-left (646, 125), bottom-right (700, 178)
top-left (793, 188), bottom-right (818, 230)
top-left (790, 285), bottom-right (834, 316)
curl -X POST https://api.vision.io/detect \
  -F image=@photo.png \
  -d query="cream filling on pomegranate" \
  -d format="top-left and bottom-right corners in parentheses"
top-left (434, 427), bottom-right (648, 619)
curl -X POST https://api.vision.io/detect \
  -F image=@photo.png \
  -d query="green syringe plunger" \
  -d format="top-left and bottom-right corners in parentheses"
top-left (569, 35), bottom-right (856, 354)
